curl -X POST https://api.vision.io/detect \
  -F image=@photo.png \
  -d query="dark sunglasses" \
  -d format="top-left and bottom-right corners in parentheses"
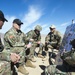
top-left (50, 28), bottom-right (54, 30)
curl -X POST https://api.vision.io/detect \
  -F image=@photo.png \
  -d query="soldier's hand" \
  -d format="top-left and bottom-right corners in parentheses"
top-left (26, 43), bottom-right (32, 48)
top-left (10, 53), bottom-right (20, 63)
top-left (30, 39), bottom-right (34, 42)
top-left (37, 41), bottom-right (41, 44)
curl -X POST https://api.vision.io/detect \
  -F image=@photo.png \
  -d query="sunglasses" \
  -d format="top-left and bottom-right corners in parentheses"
top-left (50, 28), bottom-right (54, 30)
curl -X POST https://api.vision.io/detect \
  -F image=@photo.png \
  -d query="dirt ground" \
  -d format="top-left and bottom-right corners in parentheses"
top-left (18, 48), bottom-right (49, 75)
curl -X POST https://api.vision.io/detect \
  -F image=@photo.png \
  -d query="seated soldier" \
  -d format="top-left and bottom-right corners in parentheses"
top-left (26, 25), bottom-right (44, 62)
top-left (0, 10), bottom-right (20, 75)
top-left (43, 25), bottom-right (62, 63)
top-left (45, 22), bottom-right (75, 75)
top-left (4, 19), bottom-right (30, 75)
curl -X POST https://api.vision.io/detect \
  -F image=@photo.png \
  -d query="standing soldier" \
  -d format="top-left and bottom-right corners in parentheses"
top-left (43, 25), bottom-right (62, 63)
top-left (26, 25), bottom-right (44, 62)
top-left (4, 19), bottom-right (30, 75)
top-left (0, 10), bottom-right (20, 75)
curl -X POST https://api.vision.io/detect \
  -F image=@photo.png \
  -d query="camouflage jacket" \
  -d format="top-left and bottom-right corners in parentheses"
top-left (0, 34), bottom-right (11, 75)
top-left (0, 61), bottom-right (11, 75)
top-left (26, 30), bottom-right (41, 42)
top-left (0, 38), bottom-right (4, 52)
top-left (4, 27), bottom-right (28, 50)
top-left (0, 39), bottom-right (11, 62)
top-left (0, 33), bottom-right (11, 61)
top-left (45, 30), bottom-right (62, 46)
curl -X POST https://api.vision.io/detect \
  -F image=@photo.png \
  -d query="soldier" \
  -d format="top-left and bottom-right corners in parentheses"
top-left (45, 22), bottom-right (75, 75)
top-left (43, 25), bottom-right (62, 63)
top-left (0, 10), bottom-right (20, 75)
top-left (26, 25), bottom-right (44, 62)
top-left (4, 19), bottom-right (31, 75)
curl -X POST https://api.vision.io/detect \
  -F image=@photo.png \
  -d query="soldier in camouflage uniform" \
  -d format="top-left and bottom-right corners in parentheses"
top-left (43, 25), bottom-right (62, 63)
top-left (26, 25), bottom-right (44, 62)
top-left (45, 23), bottom-right (75, 75)
top-left (4, 19), bottom-right (30, 75)
top-left (0, 10), bottom-right (20, 75)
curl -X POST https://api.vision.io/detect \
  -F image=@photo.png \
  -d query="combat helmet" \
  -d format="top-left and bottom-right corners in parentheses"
top-left (35, 25), bottom-right (42, 31)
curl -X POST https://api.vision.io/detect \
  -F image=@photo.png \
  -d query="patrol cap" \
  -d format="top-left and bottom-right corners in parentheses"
top-left (13, 19), bottom-right (23, 26)
top-left (35, 25), bottom-right (42, 31)
top-left (0, 10), bottom-right (8, 22)
top-left (50, 24), bottom-right (56, 29)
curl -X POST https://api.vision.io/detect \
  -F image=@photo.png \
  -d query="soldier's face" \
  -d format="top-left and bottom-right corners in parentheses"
top-left (50, 28), bottom-right (55, 32)
top-left (13, 23), bottom-right (21, 30)
top-left (0, 20), bottom-right (4, 29)
top-left (35, 29), bottom-right (40, 35)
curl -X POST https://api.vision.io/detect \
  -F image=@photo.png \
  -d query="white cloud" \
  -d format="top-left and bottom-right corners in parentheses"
top-left (50, 6), bottom-right (60, 16)
top-left (0, 5), bottom-right (43, 34)
top-left (0, 16), bottom-right (16, 33)
top-left (21, 6), bottom-right (43, 32)
top-left (60, 22), bottom-right (70, 26)
top-left (41, 24), bottom-right (49, 34)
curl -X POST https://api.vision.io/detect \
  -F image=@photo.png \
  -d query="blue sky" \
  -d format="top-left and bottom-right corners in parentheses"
top-left (0, 0), bottom-right (75, 34)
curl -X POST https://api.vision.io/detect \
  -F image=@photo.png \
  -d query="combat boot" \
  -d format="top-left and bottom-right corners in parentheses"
top-left (30, 57), bottom-right (36, 62)
top-left (18, 65), bottom-right (29, 75)
top-left (42, 56), bottom-right (49, 61)
top-left (25, 60), bottom-right (36, 68)
top-left (38, 54), bottom-right (44, 58)
top-left (51, 58), bottom-right (55, 65)
top-left (42, 57), bottom-right (46, 61)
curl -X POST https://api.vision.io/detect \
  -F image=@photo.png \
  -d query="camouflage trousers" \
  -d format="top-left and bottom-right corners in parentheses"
top-left (0, 61), bottom-right (11, 75)
top-left (27, 43), bottom-right (44, 59)
top-left (10, 47), bottom-right (25, 66)
top-left (44, 43), bottom-right (59, 64)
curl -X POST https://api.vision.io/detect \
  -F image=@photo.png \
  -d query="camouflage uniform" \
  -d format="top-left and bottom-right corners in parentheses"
top-left (4, 27), bottom-right (28, 74)
top-left (0, 31), bottom-right (11, 75)
top-left (0, 48), bottom-right (11, 75)
top-left (45, 23), bottom-right (75, 75)
top-left (0, 10), bottom-right (11, 75)
top-left (45, 30), bottom-right (62, 51)
top-left (26, 25), bottom-right (44, 60)
top-left (44, 29), bottom-right (62, 63)
top-left (4, 27), bottom-right (27, 58)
